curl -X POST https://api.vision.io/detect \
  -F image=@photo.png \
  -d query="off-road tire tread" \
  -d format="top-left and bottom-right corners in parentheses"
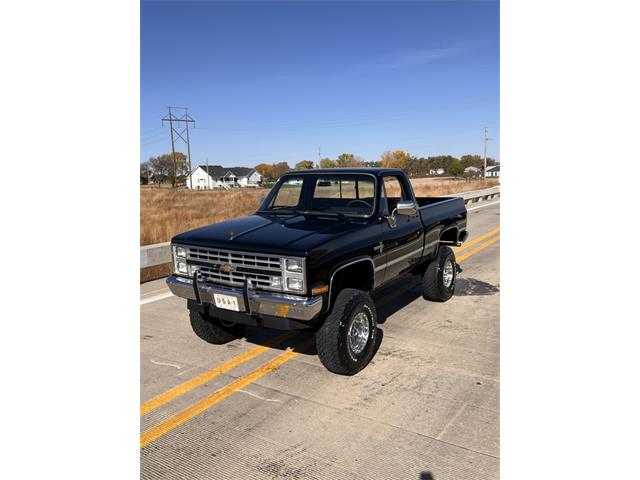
top-left (423, 246), bottom-right (457, 302)
top-left (315, 288), bottom-right (377, 375)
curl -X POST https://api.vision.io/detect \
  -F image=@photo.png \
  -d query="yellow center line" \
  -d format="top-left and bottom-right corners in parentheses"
top-left (457, 235), bottom-right (500, 262)
top-left (453, 227), bottom-right (500, 254)
top-left (140, 338), bottom-right (314, 448)
top-left (140, 331), bottom-right (294, 416)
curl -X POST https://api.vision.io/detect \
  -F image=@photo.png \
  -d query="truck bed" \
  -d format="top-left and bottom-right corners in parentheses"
top-left (416, 196), bottom-right (467, 233)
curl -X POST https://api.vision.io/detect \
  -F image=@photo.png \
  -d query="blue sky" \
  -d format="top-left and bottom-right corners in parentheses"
top-left (141, 1), bottom-right (499, 167)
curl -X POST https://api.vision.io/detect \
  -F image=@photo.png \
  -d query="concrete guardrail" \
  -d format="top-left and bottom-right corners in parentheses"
top-left (140, 186), bottom-right (500, 269)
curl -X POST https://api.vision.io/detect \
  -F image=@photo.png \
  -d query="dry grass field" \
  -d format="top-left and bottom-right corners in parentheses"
top-left (140, 177), bottom-right (498, 246)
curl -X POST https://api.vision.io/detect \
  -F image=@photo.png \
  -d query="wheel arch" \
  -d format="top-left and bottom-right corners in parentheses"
top-left (325, 257), bottom-right (375, 313)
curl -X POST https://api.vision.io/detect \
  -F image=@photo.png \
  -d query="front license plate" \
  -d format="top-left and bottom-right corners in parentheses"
top-left (213, 294), bottom-right (240, 312)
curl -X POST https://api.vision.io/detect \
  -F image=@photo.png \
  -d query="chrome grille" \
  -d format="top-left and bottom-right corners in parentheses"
top-left (188, 247), bottom-right (281, 271)
top-left (198, 266), bottom-right (273, 289)
top-left (186, 246), bottom-right (282, 289)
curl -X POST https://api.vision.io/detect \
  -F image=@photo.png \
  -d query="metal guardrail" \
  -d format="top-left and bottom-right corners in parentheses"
top-left (140, 186), bottom-right (500, 269)
top-left (459, 186), bottom-right (500, 203)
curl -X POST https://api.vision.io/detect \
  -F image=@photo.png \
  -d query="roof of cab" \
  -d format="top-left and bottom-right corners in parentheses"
top-left (282, 167), bottom-right (403, 177)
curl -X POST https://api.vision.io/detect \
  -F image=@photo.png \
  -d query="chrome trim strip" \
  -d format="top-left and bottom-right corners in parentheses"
top-left (384, 236), bottom-right (423, 256)
top-left (425, 239), bottom-right (440, 248)
top-left (374, 247), bottom-right (424, 272)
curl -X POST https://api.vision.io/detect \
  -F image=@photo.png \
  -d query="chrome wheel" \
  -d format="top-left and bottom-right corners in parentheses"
top-left (348, 311), bottom-right (370, 356)
top-left (442, 260), bottom-right (455, 288)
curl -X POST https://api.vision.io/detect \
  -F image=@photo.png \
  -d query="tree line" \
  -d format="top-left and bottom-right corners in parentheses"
top-left (255, 151), bottom-right (498, 182)
top-left (141, 150), bottom-right (499, 186)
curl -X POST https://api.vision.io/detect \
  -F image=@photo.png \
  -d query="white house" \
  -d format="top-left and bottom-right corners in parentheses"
top-left (486, 165), bottom-right (500, 177)
top-left (429, 168), bottom-right (445, 176)
top-left (464, 166), bottom-right (481, 174)
top-left (188, 165), bottom-right (262, 189)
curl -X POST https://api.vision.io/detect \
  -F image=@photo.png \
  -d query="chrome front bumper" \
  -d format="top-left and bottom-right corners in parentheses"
top-left (166, 275), bottom-right (323, 321)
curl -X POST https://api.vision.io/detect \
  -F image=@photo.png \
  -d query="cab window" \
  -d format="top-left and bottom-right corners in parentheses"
top-left (381, 176), bottom-right (409, 214)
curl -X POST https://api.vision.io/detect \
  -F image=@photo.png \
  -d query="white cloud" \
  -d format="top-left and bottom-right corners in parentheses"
top-left (357, 47), bottom-right (466, 71)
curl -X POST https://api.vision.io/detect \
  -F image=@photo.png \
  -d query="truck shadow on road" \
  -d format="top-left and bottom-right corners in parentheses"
top-left (455, 278), bottom-right (500, 296)
top-left (241, 326), bottom-right (385, 360)
top-left (239, 274), bottom-right (496, 358)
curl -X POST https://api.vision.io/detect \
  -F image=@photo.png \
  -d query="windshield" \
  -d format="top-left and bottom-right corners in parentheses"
top-left (263, 174), bottom-right (376, 217)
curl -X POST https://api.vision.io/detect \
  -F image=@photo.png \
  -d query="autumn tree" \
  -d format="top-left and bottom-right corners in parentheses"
top-left (295, 160), bottom-right (315, 170)
top-left (255, 163), bottom-right (274, 181)
top-left (334, 153), bottom-right (365, 168)
top-left (380, 150), bottom-right (411, 170)
top-left (319, 158), bottom-right (336, 168)
top-left (149, 152), bottom-right (188, 187)
top-left (270, 162), bottom-right (291, 180)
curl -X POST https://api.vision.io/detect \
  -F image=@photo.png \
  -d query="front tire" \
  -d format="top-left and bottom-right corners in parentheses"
top-left (422, 245), bottom-right (457, 302)
top-left (189, 309), bottom-right (246, 344)
top-left (315, 288), bottom-right (378, 375)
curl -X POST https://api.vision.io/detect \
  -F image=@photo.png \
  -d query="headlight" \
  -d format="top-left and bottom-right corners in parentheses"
top-left (287, 278), bottom-right (303, 291)
top-left (282, 257), bottom-right (305, 292)
top-left (176, 246), bottom-right (187, 258)
top-left (285, 258), bottom-right (303, 272)
top-left (176, 261), bottom-right (188, 274)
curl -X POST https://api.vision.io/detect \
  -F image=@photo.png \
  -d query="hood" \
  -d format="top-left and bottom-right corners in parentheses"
top-left (171, 213), bottom-right (367, 256)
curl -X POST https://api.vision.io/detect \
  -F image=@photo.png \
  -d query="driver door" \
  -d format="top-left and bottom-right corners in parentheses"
top-left (378, 174), bottom-right (423, 283)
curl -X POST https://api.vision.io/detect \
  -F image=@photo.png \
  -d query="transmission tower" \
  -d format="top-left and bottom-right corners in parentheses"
top-left (162, 107), bottom-right (195, 187)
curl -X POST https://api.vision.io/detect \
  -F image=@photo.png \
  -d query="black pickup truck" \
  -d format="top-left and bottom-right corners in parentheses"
top-left (167, 168), bottom-right (468, 374)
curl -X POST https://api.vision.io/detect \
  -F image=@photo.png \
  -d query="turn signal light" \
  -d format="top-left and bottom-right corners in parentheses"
top-left (311, 285), bottom-right (329, 295)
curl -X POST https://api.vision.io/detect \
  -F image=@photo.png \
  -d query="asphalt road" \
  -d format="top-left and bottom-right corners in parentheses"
top-left (140, 198), bottom-right (500, 480)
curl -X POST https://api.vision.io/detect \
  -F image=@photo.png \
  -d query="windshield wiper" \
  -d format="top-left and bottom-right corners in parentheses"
top-left (298, 208), bottom-right (349, 219)
top-left (259, 206), bottom-right (297, 215)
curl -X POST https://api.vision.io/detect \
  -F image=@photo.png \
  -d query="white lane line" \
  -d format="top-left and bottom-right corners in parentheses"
top-left (468, 200), bottom-right (500, 212)
top-left (149, 358), bottom-right (183, 369)
top-left (140, 291), bottom-right (173, 305)
top-left (141, 287), bottom-right (170, 297)
top-left (237, 389), bottom-right (282, 403)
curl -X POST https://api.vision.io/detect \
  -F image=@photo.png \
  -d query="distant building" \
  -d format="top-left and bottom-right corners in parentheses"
top-left (429, 168), bottom-right (445, 176)
top-left (188, 165), bottom-right (262, 189)
top-left (486, 165), bottom-right (500, 177)
top-left (464, 166), bottom-right (481, 174)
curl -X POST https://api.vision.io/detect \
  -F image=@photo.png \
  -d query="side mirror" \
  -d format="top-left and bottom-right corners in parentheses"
top-left (396, 200), bottom-right (417, 216)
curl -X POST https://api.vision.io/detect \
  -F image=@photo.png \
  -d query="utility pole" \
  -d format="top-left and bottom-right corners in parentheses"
top-left (483, 127), bottom-right (489, 180)
top-left (184, 108), bottom-right (193, 188)
top-left (206, 157), bottom-right (210, 189)
top-left (317, 147), bottom-right (321, 168)
top-left (162, 107), bottom-right (195, 188)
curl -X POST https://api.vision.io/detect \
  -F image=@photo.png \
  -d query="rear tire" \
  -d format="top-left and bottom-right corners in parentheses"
top-left (422, 246), bottom-right (457, 302)
top-left (189, 309), bottom-right (246, 344)
top-left (315, 288), bottom-right (378, 375)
